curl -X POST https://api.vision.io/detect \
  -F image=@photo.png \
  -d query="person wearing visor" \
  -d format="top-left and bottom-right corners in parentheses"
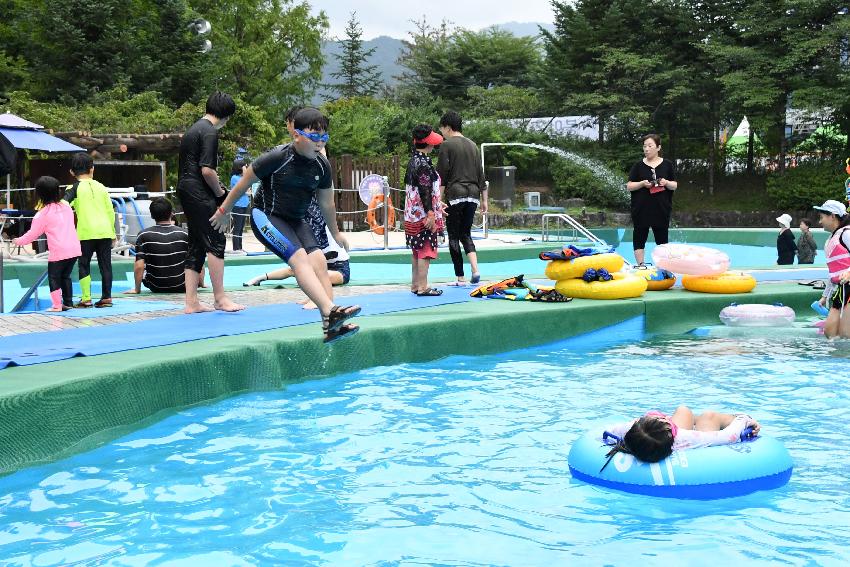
top-left (814, 199), bottom-right (850, 338)
top-left (211, 107), bottom-right (360, 343)
top-left (404, 124), bottom-right (445, 296)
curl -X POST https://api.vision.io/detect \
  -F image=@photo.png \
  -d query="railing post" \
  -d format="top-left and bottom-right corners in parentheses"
top-left (0, 248), bottom-right (4, 313)
top-left (483, 180), bottom-right (489, 238)
top-left (382, 176), bottom-right (389, 250)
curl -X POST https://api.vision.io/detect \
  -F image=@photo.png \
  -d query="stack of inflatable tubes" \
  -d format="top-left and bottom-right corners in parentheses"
top-left (545, 253), bottom-right (647, 300)
top-left (651, 243), bottom-right (756, 294)
top-left (568, 425), bottom-right (793, 499)
top-left (682, 272), bottom-right (757, 294)
top-left (719, 303), bottom-right (796, 327)
top-left (630, 265), bottom-right (676, 291)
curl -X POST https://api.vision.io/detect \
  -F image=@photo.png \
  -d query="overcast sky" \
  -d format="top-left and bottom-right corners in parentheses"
top-left (314, 1), bottom-right (555, 40)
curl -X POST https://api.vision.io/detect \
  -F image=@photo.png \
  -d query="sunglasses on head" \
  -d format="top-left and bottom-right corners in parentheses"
top-left (295, 128), bottom-right (329, 143)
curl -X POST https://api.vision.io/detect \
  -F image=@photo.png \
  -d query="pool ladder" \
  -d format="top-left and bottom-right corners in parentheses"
top-left (541, 213), bottom-right (608, 247)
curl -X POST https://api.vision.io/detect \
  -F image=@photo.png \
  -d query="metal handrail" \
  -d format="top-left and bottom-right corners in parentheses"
top-left (11, 268), bottom-right (48, 312)
top-left (542, 213), bottom-right (607, 246)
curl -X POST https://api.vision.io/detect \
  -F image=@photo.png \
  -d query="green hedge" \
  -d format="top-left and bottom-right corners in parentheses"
top-left (765, 161), bottom-right (847, 210)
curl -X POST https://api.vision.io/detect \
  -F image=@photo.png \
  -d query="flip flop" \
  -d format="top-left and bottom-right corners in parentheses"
top-left (324, 323), bottom-right (359, 344)
top-left (94, 298), bottom-right (113, 308)
top-left (415, 288), bottom-right (443, 297)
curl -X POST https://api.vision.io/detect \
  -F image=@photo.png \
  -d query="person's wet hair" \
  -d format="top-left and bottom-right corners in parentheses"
top-left (600, 416), bottom-right (674, 472)
top-left (149, 197), bottom-right (173, 223)
top-left (293, 107), bottom-right (329, 132)
top-left (285, 105), bottom-right (304, 124)
top-left (413, 124), bottom-right (435, 149)
top-left (35, 176), bottom-right (62, 205)
top-left (70, 152), bottom-right (94, 176)
top-left (206, 91), bottom-right (236, 119)
top-left (231, 158), bottom-right (248, 176)
top-left (439, 110), bottom-right (462, 132)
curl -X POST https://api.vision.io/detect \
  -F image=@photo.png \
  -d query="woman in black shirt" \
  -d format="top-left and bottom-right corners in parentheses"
top-left (626, 134), bottom-right (677, 265)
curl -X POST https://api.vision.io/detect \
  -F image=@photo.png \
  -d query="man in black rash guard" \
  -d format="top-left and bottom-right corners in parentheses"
top-left (177, 91), bottom-right (244, 314)
top-left (211, 108), bottom-right (361, 343)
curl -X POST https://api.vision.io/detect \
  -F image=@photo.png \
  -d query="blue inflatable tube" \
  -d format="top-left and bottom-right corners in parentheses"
top-left (568, 428), bottom-right (793, 499)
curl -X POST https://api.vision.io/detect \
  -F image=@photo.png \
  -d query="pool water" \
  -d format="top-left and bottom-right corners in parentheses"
top-left (1, 324), bottom-right (849, 565)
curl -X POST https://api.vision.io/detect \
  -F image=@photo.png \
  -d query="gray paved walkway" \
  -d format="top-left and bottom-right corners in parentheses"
top-left (0, 283), bottom-right (411, 337)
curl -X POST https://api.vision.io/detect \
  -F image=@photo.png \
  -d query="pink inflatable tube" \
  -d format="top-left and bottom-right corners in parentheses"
top-left (719, 304), bottom-right (796, 327)
top-left (652, 243), bottom-right (730, 276)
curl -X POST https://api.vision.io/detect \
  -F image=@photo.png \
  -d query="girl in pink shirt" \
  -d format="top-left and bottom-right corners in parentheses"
top-left (14, 176), bottom-right (82, 311)
top-left (600, 405), bottom-right (761, 471)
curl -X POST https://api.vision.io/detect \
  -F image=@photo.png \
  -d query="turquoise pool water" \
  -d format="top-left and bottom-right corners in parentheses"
top-left (1, 321), bottom-right (848, 565)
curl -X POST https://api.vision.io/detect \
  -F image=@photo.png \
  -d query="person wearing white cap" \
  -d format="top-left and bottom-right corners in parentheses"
top-left (814, 199), bottom-right (850, 338)
top-left (776, 213), bottom-right (796, 265)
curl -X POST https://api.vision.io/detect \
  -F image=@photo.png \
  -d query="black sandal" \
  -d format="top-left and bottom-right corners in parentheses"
top-left (324, 323), bottom-right (360, 344)
top-left (415, 288), bottom-right (443, 297)
top-left (324, 304), bottom-right (361, 334)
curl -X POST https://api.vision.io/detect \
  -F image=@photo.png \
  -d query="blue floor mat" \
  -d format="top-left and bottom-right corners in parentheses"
top-left (9, 299), bottom-right (183, 318)
top-left (0, 286), bottom-right (476, 369)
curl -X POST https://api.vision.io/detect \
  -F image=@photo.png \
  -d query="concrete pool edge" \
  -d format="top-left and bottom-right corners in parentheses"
top-left (0, 283), bottom-right (821, 475)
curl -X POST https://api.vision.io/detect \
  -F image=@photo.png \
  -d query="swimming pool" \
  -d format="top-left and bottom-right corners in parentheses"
top-left (1, 321), bottom-right (847, 565)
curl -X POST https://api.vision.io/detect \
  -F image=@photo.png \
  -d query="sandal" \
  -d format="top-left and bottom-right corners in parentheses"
top-left (415, 288), bottom-right (443, 297)
top-left (74, 300), bottom-right (93, 308)
top-left (94, 298), bottom-right (113, 308)
top-left (324, 323), bottom-right (360, 344)
top-left (323, 304), bottom-right (361, 334)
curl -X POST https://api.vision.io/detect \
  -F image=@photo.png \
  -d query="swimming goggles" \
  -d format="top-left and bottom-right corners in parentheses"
top-left (295, 129), bottom-right (329, 143)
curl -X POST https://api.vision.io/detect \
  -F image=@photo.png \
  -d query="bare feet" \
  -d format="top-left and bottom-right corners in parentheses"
top-left (184, 302), bottom-right (215, 314)
top-left (214, 298), bottom-right (246, 312)
top-left (46, 306), bottom-right (63, 312)
top-left (301, 299), bottom-right (318, 310)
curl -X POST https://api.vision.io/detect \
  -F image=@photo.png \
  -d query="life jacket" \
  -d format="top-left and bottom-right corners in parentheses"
top-left (825, 226), bottom-right (850, 283)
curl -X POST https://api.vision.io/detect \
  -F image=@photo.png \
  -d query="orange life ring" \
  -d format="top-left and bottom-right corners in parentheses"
top-left (365, 194), bottom-right (395, 235)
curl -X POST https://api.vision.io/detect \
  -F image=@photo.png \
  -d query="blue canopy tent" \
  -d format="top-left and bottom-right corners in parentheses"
top-left (0, 112), bottom-right (84, 207)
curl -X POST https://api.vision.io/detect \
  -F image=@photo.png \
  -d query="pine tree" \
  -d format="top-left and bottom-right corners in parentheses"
top-left (327, 12), bottom-right (382, 99)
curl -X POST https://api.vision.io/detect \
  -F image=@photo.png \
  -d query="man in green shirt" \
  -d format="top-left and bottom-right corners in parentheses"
top-left (437, 111), bottom-right (488, 285)
top-left (65, 153), bottom-right (116, 307)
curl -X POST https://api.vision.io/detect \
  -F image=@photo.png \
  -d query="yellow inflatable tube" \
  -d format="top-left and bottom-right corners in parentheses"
top-left (545, 253), bottom-right (625, 281)
top-left (681, 272), bottom-right (757, 294)
top-left (631, 266), bottom-right (677, 291)
top-left (555, 272), bottom-right (648, 300)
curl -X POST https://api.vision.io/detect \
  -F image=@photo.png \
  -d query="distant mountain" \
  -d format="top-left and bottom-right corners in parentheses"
top-left (313, 22), bottom-right (553, 104)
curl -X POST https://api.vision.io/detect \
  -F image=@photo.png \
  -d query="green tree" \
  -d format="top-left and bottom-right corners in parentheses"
top-left (706, 0), bottom-right (839, 173)
top-left (19, 0), bottom-right (205, 104)
top-left (395, 19), bottom-right (542, 107)
top-left (0, 0), bottom-right (31, 95)
top-left (394, 18), bottom-right (460, 106)
top-left (193, 0), bottom-right (328, 123)
top-left (327, 12), bottom-right (382, 99)
top-left (466, 85), bottom-right (543, 119)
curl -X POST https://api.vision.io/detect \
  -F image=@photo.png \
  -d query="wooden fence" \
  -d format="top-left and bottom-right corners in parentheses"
top-left (328, 154), bottom-right (402, 231)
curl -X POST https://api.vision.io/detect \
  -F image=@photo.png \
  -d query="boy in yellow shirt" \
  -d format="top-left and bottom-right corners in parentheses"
top-left (65, 153), bottom-right (116, 307)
